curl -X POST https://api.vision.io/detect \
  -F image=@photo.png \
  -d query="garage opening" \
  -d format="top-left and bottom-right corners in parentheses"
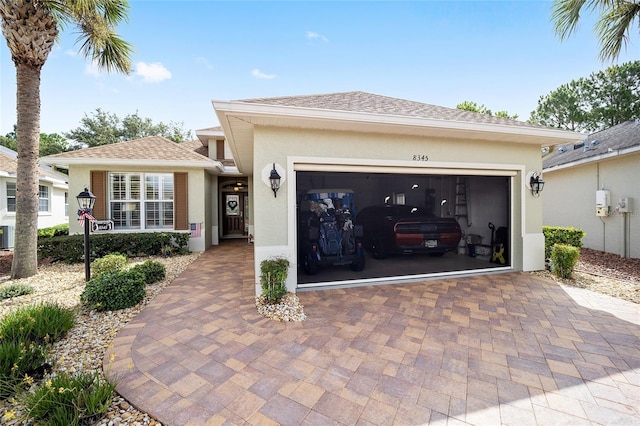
top-left (296, 170), bottom-right (511, 287)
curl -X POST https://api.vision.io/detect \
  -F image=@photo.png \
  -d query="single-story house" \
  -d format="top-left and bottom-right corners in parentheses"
top-left (543, 120), bottom-right (640, 259)
top-left (0, 145), bottom-right (69, 248)
top-left (42, 91), bottom-right (579, 294)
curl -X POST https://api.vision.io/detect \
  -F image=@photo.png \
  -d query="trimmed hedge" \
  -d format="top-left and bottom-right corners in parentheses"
top-left (37, 223), bottom-right (69, 238)
top-left (130, 260), bottom-right (166, 285)
top-left (81, 269), bottom-right (146, 311)
top-left (91, 253), bottom-right (128, 278)
top-left (550, 244), bottom-right (580, 279)
top-left (38, 232), bottom-right (190, 264)
top-left (542, 226), bottom-right (585, 260)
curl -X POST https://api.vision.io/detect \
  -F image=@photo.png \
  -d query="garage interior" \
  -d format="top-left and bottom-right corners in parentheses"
top-left (296, 171), bottom-right (511, 286)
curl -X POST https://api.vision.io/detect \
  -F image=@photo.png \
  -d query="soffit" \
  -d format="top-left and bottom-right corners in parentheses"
top-left (215, 102), bottom-right (580, 175)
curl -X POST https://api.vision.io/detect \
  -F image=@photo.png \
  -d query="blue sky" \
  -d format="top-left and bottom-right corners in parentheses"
top-left (1, 0), bottom-right (638, 138)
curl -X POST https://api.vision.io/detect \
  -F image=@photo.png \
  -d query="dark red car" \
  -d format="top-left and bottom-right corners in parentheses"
top-left (357, 204), bottom-right (462, 259)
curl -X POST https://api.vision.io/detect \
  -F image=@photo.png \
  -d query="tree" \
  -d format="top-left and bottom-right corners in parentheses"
top-left (1, 0), bottom-right (133, 279)
top-left (552, 0), bottom-right (640, 62)
top-left (529, 61), bottom-right (640, 132)
top-left (456, 101), bottom-right (519, 120)
top-left (65, 109), bottom-right (193, 148)
top-left (0, 126), bottom-right (71, 156)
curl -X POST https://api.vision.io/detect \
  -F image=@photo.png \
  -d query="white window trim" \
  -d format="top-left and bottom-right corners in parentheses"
top-left (108, 172), bottom-right (174, 231)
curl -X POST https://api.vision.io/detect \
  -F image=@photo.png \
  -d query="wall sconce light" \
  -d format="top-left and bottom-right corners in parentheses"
top-left (526, 171), bottom-right (545, 197)
top-left (269, 163), bottom-right (281, 198)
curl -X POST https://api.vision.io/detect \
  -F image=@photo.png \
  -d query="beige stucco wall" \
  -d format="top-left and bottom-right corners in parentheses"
top-left (67, 165), bottom-right (209, 252)
top-left (544, 152), bottom-right (640, 258)
top-left (251, 126), bottom-right (546, 292)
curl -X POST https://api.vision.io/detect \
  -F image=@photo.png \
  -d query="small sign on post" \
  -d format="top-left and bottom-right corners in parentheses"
top-left (91, 220), bottom-right (114, 232)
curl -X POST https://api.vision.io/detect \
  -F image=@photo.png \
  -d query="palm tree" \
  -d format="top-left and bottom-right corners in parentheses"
top-left (552, 0), bottom-right (640, 62)
top-left (0, 0), bottom-right (133, 278)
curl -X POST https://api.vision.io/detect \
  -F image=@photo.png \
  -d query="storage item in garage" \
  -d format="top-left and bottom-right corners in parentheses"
top-left (466, 234), bottom-right (483, 257)
top-left (298, 189), bottom-right (365, 275)
top-left (489, 222), bottom-right (508, 264)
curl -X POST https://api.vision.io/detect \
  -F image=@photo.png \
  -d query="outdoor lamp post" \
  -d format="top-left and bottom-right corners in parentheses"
top-left (76, 187), bottom-right (96, 282)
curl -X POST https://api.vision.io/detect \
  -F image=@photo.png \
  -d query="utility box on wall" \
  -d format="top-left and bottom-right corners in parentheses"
top-left (596, 190), bottom-right (610, 217)
top-left (616, 196), bottom-right (631, 213)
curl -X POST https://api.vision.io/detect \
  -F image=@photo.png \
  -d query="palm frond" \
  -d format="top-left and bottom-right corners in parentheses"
top-left (552, 0), bottom-right (591, 39)
top-left (596, 1), bottom-right (640, 61)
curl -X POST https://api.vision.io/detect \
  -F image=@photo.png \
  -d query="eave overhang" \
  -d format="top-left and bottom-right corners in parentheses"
top-left (40, 157), bottom-right (225, 173)
top-left (213, 100), bottom-right (580, 175)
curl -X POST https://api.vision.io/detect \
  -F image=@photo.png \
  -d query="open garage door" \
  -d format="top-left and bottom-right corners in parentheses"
top-left (296, 170), bottom-right (511, 288)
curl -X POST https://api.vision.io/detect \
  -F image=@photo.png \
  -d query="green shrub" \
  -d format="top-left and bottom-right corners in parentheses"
top-left (38, 232), bottom-right (190, 264)
top-left (260, 257), bottom-right (289, 303)
top-left (0, 339), bottom-right (49, 399)
top-left (550, 244), bottom-right (580, 279)
top-left (0, 303), bottom-right (75, 344)
top-left (90, 253), bottom-right (128, 278)
top-left (130, 260), bottom-right (166, 285)
top-left (24, 371), bottom-right (116, 424)
top-left (82, 269), bottom-right (146, 311)
top-left (0, 283), bottom-right (34, 300)
top-left (38, 223), bottom-right (69, 238)
top-left (543, 226), bottom-right (585, 260)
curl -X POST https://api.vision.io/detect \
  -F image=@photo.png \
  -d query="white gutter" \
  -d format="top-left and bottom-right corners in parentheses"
top-left (543, 145), bottom-right (640, 173)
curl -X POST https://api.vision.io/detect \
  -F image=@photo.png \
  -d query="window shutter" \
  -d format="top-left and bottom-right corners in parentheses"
top-left (90, 171), bottom-right (107, 220)
top-left (174, 172), bottom-right (188, 230)
top-left (216, 139), bottom-right (224, 159)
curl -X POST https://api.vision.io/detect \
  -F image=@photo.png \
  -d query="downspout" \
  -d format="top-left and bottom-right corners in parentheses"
top-left (596, 163), bottom-right (606, 252)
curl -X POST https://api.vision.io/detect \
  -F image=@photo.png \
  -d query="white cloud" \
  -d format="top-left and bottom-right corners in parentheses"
top-left (251, 68), bottom-right (276, 79)
top-left (307, 31), bottom-right (328, 42)
top-left (64, 49), bottom-right (77, 57)
top-left (195, 56), bottom-right (215, 70)
top-left (134, 61), bottom-right (172, 83)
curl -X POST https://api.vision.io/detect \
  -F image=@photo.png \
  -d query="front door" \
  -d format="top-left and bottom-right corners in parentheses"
top-left (223, 192), bottom-right (245, 236)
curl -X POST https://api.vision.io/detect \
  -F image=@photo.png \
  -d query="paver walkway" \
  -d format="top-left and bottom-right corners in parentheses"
top-left (105, 241), bottom-right (640, 425)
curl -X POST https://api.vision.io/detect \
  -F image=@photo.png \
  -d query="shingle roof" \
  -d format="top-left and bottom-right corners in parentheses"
top-left (237, 91), bottom-right (546, 129)
top-left (44, 136), bottom-right (215, 163)
top-left (179, 139), bottom-right (209, 157)
top-left (0, 146), bottom-right (67, 182)
top-left (543, 120), bottom-right (640, 169)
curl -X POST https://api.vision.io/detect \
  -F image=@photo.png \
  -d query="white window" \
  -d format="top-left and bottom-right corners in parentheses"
top-left (6, 182), bottom-right (16, 212)
top-left (109, 173), bottom-right (173, 230)
top-left (64, 192), bottom-right (69, 217)
top-left (38, 185), bottom-right (50, 212)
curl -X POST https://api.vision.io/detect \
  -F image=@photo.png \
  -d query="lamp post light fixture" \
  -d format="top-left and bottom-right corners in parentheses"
top-left (269, 163), bottom-right (281, 198)
top-left (526, 171), bottom-right (545, 197)
top-left (76, 187), bottom-right (96, 282)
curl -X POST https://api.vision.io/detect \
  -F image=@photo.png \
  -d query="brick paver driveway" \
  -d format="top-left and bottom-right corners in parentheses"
top-left (106, 241), bottom-right (640, 425)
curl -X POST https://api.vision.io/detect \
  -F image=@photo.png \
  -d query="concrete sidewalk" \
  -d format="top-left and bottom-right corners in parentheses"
top-left (105, 241), bottom-right (640, 425)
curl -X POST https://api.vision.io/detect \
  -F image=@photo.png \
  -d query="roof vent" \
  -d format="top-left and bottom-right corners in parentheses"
top-left (558, 146), bottom-right (567, 153)
top-left (584, 140), bottom-right (591, 152)
top-left (592, 139), bottom-right (600, 145)
top-left (573, 141), bottom-right (585, 150)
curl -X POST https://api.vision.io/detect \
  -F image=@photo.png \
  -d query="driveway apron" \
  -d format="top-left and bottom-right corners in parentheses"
top-left (105, 241), bottom-right (640, 425)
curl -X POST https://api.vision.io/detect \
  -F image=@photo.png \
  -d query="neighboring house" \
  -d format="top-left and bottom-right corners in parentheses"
top-left (543, 120), bottom-right (640, 259)
top-left (0, 145), bottom-right (69, 249)
top-left (42, 91), bottom-right (578, 294)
